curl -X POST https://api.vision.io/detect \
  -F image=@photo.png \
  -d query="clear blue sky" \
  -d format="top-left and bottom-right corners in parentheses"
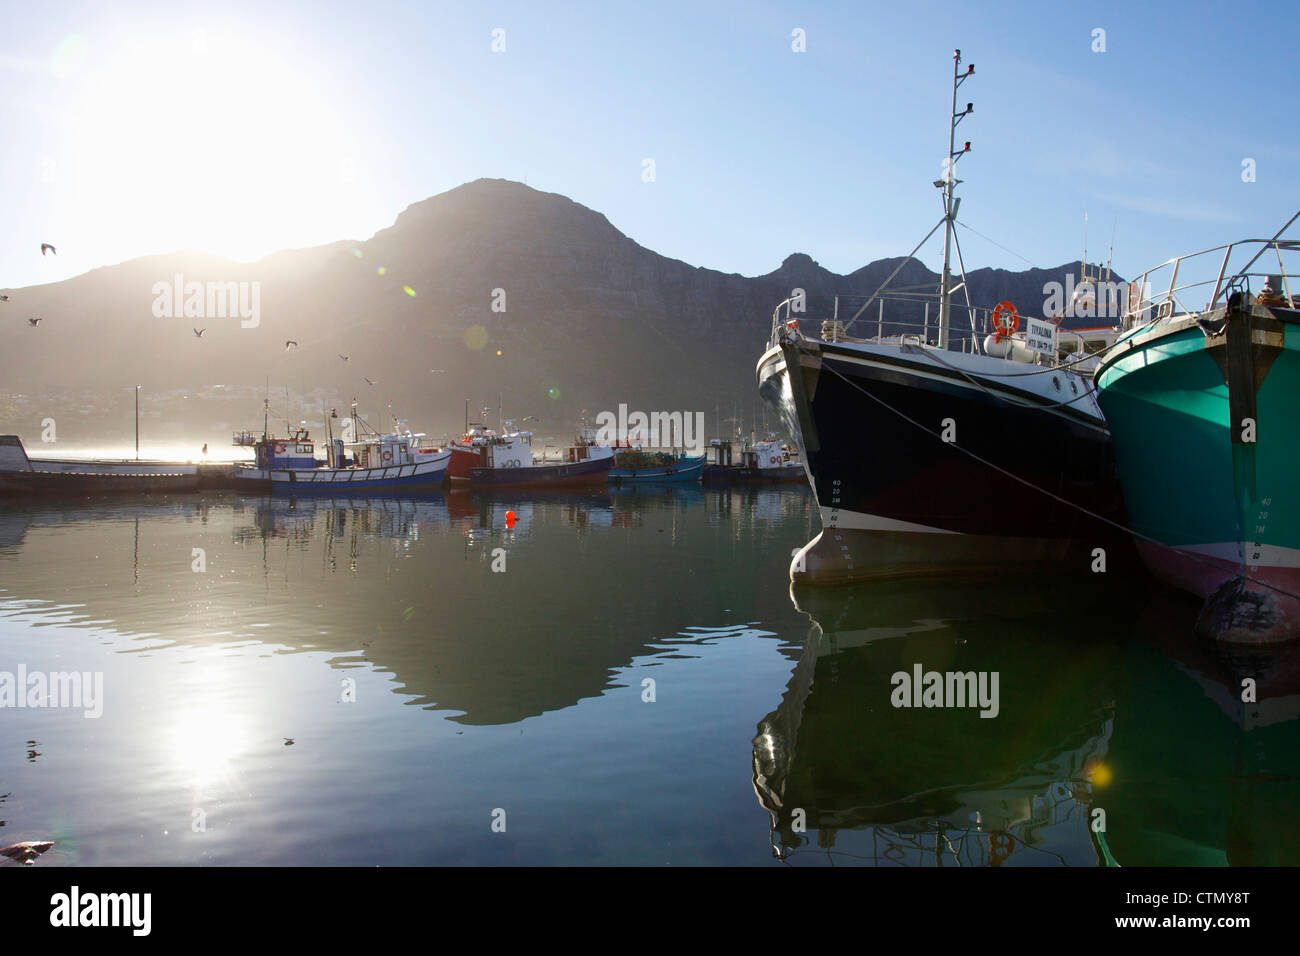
top-left (2, 0), bottom-right (1297, 291)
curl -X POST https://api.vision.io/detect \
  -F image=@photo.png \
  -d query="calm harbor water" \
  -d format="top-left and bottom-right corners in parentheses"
top-left (1, 485), bottom-right (1297, 866)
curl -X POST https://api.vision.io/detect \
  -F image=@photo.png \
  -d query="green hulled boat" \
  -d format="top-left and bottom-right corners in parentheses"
top-left (1095, 220), bottom-right (1300, 643)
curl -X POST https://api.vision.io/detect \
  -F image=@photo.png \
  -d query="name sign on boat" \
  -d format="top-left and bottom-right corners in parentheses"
top-left (1025, 317), bottom-right (1057, 357)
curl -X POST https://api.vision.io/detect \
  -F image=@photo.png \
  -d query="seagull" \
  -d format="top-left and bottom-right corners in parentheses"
top-left (338, 353), bottom-right (349, 361)
top-left (363, 377), bottom-right (375, 386)
top-left (193, 328), bottom-right (205, 338)
top-left (27, 317), bottom-right (41, 326)
top-left (430, 368), bottom-right (444, 373)
top-left (0, 295), bottom-right (8, 301)
top-left (40, 243), bottom-right (56, 256)
top-left (283, 737), bottom-right (295, 746)
top-left (285, 340), bottom-right (298, 350)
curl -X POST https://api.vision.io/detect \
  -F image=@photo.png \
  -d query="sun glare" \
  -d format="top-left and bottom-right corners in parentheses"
top-left (169, 703), bottom-right (250, 787)
top-left (59, 24), bottom-right (380, 263)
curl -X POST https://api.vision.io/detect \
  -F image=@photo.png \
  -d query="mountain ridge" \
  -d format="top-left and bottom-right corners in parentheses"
top-left (0, 179), bottom-right (1116, 447)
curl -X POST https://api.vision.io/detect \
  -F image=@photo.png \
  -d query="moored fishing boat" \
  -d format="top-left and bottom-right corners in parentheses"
top-left (609, 449), bottom-right (704, 483)
top-left (444, 422), bottom-right (506, 485)
top-left (755, 49), bottom-right (1127, 584)
top-left (701, 438), bottom-right (804, 484)
top-left (0, 435), bottom-right (208, 494)
top-left (1095, 215), bottom-right (1300, 644)
top-left (467, 420), bottom-right (613, 487)
top-left (233, 409), bottom-right (451, 494)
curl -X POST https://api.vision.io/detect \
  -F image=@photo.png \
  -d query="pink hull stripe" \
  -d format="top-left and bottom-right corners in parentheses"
top-left (1138, 539), bottom-right (1300, 606)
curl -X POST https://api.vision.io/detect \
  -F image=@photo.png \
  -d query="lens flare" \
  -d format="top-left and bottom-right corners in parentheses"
top-left (50, 34), bottom-right (89, 78)
top-left (463, 325), bottom-right (488, 350)
top-left (1087, 761), bottom-right (1113, 787)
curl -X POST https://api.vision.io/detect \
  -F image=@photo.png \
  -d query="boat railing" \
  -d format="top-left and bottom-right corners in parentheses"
top-left (772, 294), bottom-right (984, 351)
top-left (1122, 238), bottom-right (1300, 331)
top-left (770, 293), bottom-right (1114, 369)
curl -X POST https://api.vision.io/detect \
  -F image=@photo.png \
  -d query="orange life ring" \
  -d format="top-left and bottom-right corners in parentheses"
top-left (382, 450), bottom-right (392, 462)
top-left (273, 442), bottom-right (286, 455)
top-left (991, 301), bottom-right (1019, 338)
top-left (770, 455), bottom-right (779, 464)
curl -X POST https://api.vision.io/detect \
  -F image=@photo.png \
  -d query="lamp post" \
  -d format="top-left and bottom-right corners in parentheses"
top-left (135, 385), bottom-right (141, 461)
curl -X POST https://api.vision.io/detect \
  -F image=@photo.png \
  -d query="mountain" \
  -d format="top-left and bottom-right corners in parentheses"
top-left (0, 179), bottom-right (1118, 448)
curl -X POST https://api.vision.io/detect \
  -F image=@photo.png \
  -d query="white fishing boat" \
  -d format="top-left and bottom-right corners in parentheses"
top-left (234, 404), bottom-right (450, 494)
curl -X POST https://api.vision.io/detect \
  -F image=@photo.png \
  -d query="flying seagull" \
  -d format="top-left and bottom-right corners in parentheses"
top-left (193, 328), bottom-right (205, 338)
top-left (40, 243), bottom-right (56, 256)
top-left (363, 377), bottom-right (375, 386)
top-left (339, 353), bottom-right (349, 361)
top-left (285, 340), bottom-right (298, 350)
top-left (27, 317), bottom-right (41, 326)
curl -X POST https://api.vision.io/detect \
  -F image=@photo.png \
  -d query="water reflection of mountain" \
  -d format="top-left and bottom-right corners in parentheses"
top-left (0, 488), bottom-right (815, 726)
top-left (755, 580), bottom-right (1130, 866)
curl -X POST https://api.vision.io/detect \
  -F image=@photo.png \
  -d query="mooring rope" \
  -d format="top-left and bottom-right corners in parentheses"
top-left (819, 360), bottom-right (1300, 603)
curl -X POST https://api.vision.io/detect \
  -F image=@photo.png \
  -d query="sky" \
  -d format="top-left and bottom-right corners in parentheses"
top-left (2, 0), bottom-right (1298, 291)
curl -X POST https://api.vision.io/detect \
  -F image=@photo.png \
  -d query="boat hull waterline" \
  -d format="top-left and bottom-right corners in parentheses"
top-left (1095, 299), bottom-right (1300, 643)
top-left (609, 456), bottom-right (705, 484)
top-left (0, 435), bottom-right (229, 495)
top-left (757, 338), bottom-right (1126, 584)
top-left (470, 454), bottom-right (613, 488)
top-left (237, 451), bottom-right (452, 494)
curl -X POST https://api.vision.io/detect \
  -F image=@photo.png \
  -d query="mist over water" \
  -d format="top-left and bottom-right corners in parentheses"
top-left (25, 442), bottom-right (255, 462)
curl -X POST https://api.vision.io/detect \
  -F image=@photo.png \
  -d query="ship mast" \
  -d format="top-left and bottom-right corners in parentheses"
top-left (938, 49), bottom-right (974, 350)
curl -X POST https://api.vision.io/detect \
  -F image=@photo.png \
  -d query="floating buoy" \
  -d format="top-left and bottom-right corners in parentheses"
top-left (505, 510), bottom-right (517, 528)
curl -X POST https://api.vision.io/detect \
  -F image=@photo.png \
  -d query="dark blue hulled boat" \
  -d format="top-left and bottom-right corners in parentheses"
top-left (608, 449), bottom-right (704, 484)
top-left (234, 427), bottom-right (451, 494)
top-left (700, 438), bottom-right (806, 484)
top-left (467, 423), bottom-right (614, 488)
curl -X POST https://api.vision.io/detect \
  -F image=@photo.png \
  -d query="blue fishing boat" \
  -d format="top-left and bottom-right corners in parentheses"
top-left (609, 450), bottom-right (704, 484)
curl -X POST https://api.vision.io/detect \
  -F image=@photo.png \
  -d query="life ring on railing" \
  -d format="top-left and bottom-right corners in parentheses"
top-left (382, 450), bottom-right (392, 462)
top-left (991, 301), bottom-right (1019, 338)
top-left (770, 455), bottom-right (780, 465)
top-left (273, 442), bottom-right (286, 455)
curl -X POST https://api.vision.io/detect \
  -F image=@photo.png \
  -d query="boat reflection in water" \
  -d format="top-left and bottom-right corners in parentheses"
top-left (758, 576), bottom-right (1300, 865)
top-left (1104, 591), bottom-right (1300, 865)
top-left (754, 577), bottom-right (1129, 866)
